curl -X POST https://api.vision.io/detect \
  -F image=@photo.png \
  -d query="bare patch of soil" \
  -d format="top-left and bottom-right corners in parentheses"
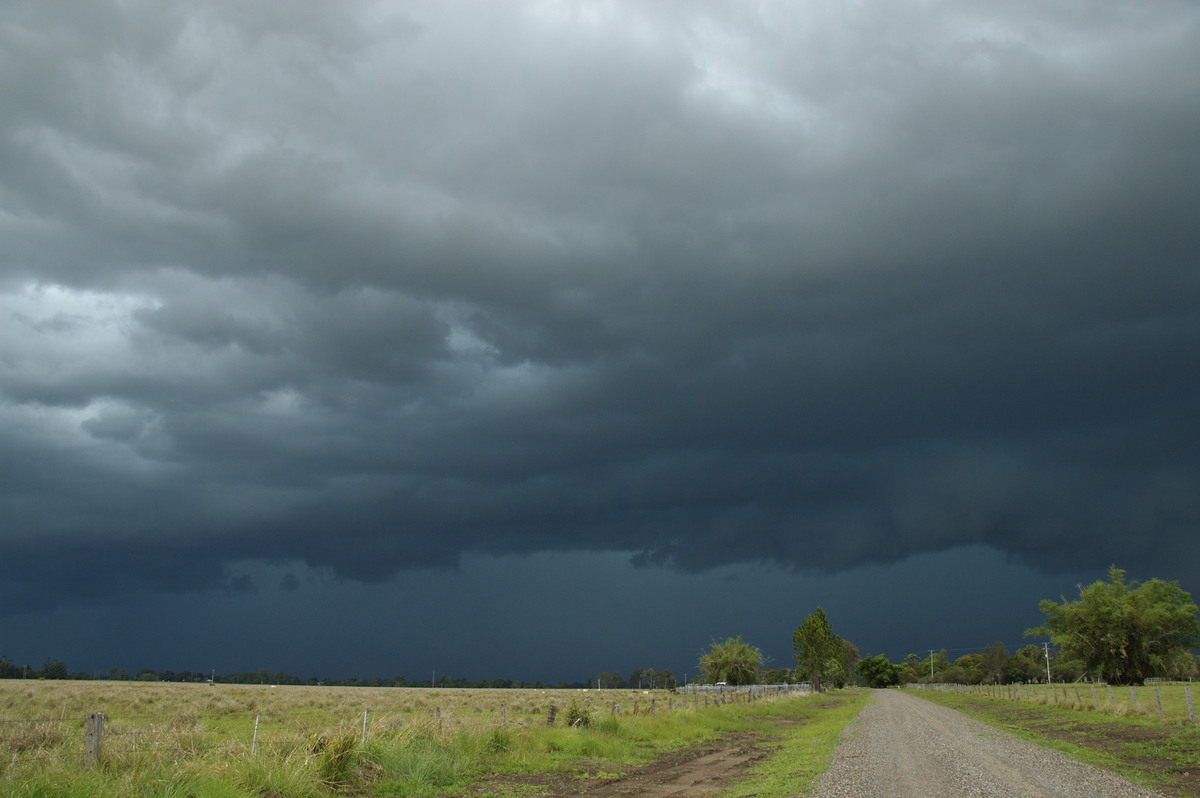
top-left (1018, 719), bottom-right (1200, 797)
top-left (460, 732), bottom-right (769, 797)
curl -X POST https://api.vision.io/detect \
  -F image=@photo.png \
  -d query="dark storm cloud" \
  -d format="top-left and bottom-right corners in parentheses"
top-left (2, 0), bottom-right (1199, 614)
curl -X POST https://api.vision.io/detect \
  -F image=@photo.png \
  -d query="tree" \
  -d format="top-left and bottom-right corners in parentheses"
top-left (857, 654), bottom-right (901, 688)
top-left (981, 641), bottom-right (1009, 684)
top-left (918, 650), bottom-right (950, 682)
top-left (793, 608), bottom-right (838, 691)
top-left (1028, 566), bottom-right (1200, 685)
top-left (41, 659), bottom-right (68, 680)
top-left (945, 654), bottom-right (983, 685)
top-left (1004, 645), bottom-right (1047, 683)
top-left (835, 638), bottom-right (860, 688)
top-left (698, 637), bottom-right (763, 685)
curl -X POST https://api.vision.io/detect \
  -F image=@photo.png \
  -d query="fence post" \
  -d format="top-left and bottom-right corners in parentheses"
top-left (1154, 687), bottom-right (1164, 722)
top-left (1090, 684), bottom-right (1099, 710)
top-left (362, 710), bottom-right (369, 744)
top-left (1185, 687), bottom-right (1195, 725)
top-left (500, 704), bottom-right (507, 728)
top-left (546, 705), bottom-right (557, 726)
top-left (84, 712), bottom-right (104, 770)
top-left (1130, 686), bottom-right (1138, 709)
top-left (251, 715), bottom-right (260, 754)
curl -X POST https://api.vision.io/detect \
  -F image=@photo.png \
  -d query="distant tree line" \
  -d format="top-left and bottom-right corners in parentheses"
top-left (856, 567), bottom-right (1200, 688)
top-left (690, 567), bottom-right (1199, 690)
top-left (0, 659), bottom-right (590, 689)
top-left (593, 667), bottom-right (677, 689)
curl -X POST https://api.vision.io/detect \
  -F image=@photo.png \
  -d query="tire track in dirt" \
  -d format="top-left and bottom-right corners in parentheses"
top-left (461, 732), bottom-right (769, 797)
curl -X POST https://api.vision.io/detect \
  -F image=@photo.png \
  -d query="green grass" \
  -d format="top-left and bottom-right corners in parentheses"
top-left (905, 687), bottom-right (1200, 797)
top-left (720, 690), bottom-right (869, 798)
top-left (0, 681), bottom-right (825, 797)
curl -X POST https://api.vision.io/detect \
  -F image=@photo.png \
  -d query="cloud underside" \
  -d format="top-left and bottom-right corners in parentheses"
top-left (2, 0), bottom-right (1199, 611)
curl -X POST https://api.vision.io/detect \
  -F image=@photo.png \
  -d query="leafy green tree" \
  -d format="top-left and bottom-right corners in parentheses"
top-left (918, 650), bottom-right (950, 682)
top-left (1004, 644), bottom-right (1047, 683)
top-left (41, 659), bottom-right (68, 680)
top-left (949, 654), bottom-right (984, 685)
top-left (981, 641), bottom-right (1009, 684)
top-left (856, 654), bottom-right (901, 687)
top-left (759, 667), bottom-right (795, 684)
top-left (836, 638), bottom-right (860, 688)
top-left (698, 637), bottom-right (763, 685)
top-left (793, 608), bottom-right (838, 691)
top-left (1028, 566), bottom-right (1200, 684)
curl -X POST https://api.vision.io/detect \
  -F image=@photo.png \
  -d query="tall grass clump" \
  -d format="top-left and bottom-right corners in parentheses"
top-left (365, 733), bottom-right (481, 797)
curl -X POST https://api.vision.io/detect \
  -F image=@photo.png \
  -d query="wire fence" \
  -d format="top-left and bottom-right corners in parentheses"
top-left (1, 686), bottom-right (797, 772)
top-left (908, 681), bottom-right (1199, 725)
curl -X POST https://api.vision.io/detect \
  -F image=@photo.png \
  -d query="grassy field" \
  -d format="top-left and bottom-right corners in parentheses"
top-left (913, 681), bottom-right (1200, 724)
top-left (0, 680), bottom-right (838, 797)
top-left (906, 685), bottom-right (1200, 797)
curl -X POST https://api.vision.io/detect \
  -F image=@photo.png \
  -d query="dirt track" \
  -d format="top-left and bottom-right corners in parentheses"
top-left (811, 690), bottom-right (1167, 798)
top-left (465, 690), bottom-right (1174, 797)
top-left (462, 731), bottom-right (768, 797)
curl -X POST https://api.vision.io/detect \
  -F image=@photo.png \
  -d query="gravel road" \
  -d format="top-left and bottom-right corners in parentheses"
top-left (811, 690), bottom-right (1166, 798)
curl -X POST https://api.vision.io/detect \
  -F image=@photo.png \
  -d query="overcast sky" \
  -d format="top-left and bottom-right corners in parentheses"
top-left (2, 0), bottom-right (1198, 683)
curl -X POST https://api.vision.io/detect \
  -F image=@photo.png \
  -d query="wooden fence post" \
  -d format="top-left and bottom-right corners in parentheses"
top-left (1154, 687), bottom-right (1164, 722)
top-left (251, 715), bottom-right (260, 754)
top-left (84, 712), bottom-right (104, 770)
top-left (1185, 687), bottom-right (1195, 725)
top-left (546, 704), bottom-right (557, 726)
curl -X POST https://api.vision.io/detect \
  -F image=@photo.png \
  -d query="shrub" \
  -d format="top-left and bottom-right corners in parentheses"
top-left (565, 699), bottom-right (592, 728)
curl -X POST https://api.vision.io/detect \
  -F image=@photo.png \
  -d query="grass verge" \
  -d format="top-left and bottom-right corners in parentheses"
top-left (720, 689), bottom-right (869, 798)
top-left (904, 688), bottom-right (1200, 798)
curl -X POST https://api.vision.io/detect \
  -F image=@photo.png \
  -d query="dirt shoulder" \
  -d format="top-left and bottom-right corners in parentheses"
top-left (458, 730), bottom-right (771, 797)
